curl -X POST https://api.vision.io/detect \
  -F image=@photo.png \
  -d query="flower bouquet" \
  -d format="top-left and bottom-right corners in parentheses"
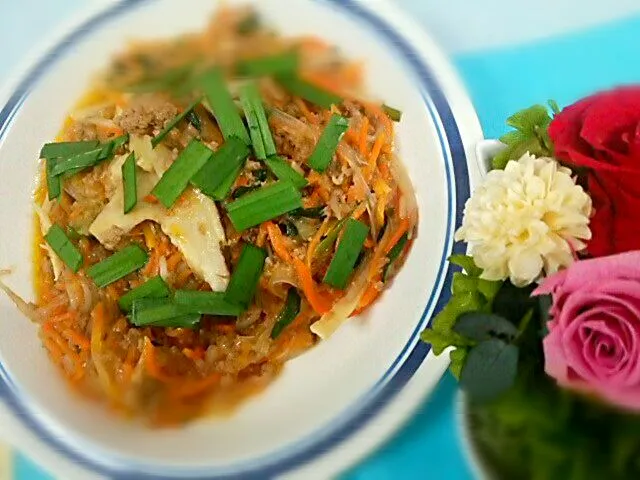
top-left (422, 88), bottom-right (640, 479)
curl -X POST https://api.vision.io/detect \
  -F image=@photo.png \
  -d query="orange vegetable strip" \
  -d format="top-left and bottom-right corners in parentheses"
top-left (267, 222), bottom-right (293, 262)
top-left (293, 257), bottom-right (333, 314)
top-left (365, 131), bottom-right (386, 182)
top-left (358, 117), bottom-right (370, 156)
top-left (306, 216), bottom-right (331, 268)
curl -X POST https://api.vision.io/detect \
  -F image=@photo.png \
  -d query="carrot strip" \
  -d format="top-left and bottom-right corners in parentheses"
top-left (306, 216), bottom-right (331, 268)
top-left (385, 218), bottom-right (410, 256)
top-left (166, 251), bottom-right (183, 271)
top-left (144, 194), bottom-right (159, 204)
top-left (358, 117), bottom-right (370, 156)
top-left (267, 222), bottom-right (292, 263)
top-left (365, 131), bottom-right (386, 182)
top-left (256, 222), bottom-right (269, 248)
top-left (293, 257), bottom-right (333, 314)
top-left (169, 373), bottom-right (221, 399)
top-left (143, 223), bottom-right (157, 249)
top-left (353, 279), bottom-right (382, 316)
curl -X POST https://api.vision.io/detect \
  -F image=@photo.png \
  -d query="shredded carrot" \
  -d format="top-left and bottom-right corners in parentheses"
top-left (166, 251), bottom-right (183, 271)
top-left (96, 123), bottom-right (125, 139)
top-left (175, 267), bottom-right (193, 287)
top-left (306, 216), bottom-right (331, 268)
top-left (364, 236), bottom-right (375, 249)
top-left (143, 248), bottom-right (160, 276)
top-left (358, 117), bottom-right (370, 156)
top-left (293, 257), bottom-right (333, 314)
top-left (144, 194), bottom-right (159, 204)
top-left (63, 329), bottom-right (91, 351)
top-left (365, 102), bottom-right (393, 141)
top-left (353, 279), bottom-right (382, 316)
top-left (365, 131), bottom-right (386, 182)
top-left (385, 218), bottom-right (410, 256)
top-left (378, 158), bottom-right (392, 183)
top-left (267, 222), bottom-right (292, 262)
top-left (256, 222), bottom-right (269, 248)
top-left (343, 126), bottom-right (359, 146)
top-left (294, 97), bottom-right (317, 124)
top-left (143, 223), bottom-right (157, 249)
top-left (169, 373), bottom-right (221, 399)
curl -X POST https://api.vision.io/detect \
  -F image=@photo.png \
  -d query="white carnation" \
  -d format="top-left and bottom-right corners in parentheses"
top-left (455, 152), bottom-right (592, 287)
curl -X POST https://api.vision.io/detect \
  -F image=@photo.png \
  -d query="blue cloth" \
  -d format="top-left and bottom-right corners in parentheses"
top-left (8, 11), bottom-right (640, 480)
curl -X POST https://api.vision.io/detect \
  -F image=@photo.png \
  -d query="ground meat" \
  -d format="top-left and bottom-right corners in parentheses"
top-left (115, 94), bottom-right (178, 135)
top-left (68, 122), bottom-right (98, 141)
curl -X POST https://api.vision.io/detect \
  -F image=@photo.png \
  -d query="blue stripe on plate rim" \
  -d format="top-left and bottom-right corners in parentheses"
top-left (0, 0), bottom-right (470, 478)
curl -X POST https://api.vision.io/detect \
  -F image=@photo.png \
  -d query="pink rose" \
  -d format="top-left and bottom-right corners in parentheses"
top-left (533, 251), bottom-right (640, 411)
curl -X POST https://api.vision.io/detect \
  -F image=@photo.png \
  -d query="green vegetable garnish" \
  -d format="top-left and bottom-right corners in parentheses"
top-left (44, 224), bottom-right (83, 272)
top-left (289, 206), bottom-right (326, 219)
top-left (186, 110), bottom-right (202, 132)
top-left (190, 137), bottom-right (250, 201)
top-left (174, 290), bottom-right (243, 316)
top-left (122, 153), bottom-right (137, 214)
top-left (382, 104), bottom-right (402, 122)
top-left (271, 289), bottom-right (302, 339)
top-left (151, 97), bottom-right (201, 148)
top-left (129, 298), bottom-right (200, 329)
top-left (237, 51), bottom-right (298, 77)
top-left (231, 185), bottom-right (260, 199)
top-left (200, 68), bottom-right (250, 144)
top-left (46, 158), bottom-right (62, 200)
top-left (87, 244), bottom-right (148, 288)
top-left (39, 141), bottom-right (100, 160)
top-left (224, 244), bottom-right (267, 308)
top-left (225, 181), bottom-right (303, 231)
top-left (50, 148), bottom-right (103, 176)
top-left (383, 233), bottom-right (409, 281)
top-left (323, 218), bottom-right (369, 289)
top-left (152, 139), bottom-right (213, 208)
top-left (308, 114), bottom-right (349, 172)
top-left (240, 82), bottom-right (277, 160)
top-left (276, 75), bottom-right (342, 109)
top-left (118, 275), bottom-right (171, 312)
top-left (265, 156), bottom-right (308, 189)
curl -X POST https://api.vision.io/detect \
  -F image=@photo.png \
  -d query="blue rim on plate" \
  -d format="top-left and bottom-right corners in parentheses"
top-left (0, 0), bottom-right (470, 478)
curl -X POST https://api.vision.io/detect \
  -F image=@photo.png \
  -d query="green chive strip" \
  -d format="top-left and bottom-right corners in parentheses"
top-left (40, 141), bottom-right (99, 160)
top-left (174, 290), bottom-right (243, 316)
top-left (191, 137), bottom-right (250, 201)
top-left (200, 69), bottom-right (250, 144)
top-left (87, 244), bottom-right (148, 288)
top-left (289, 206), bottom-right (326, 218)
top-left (237, 51), bottom-right (299, 77)
top-left (308, 114), bottom-right (349, 172)
top-left (50, 148), bottom-right (103, 176)
top-left (240, 83), bottom-right (277, 160)
top-left (118, 275), bottom-right (171, 312)
top-left (46, 158), bottom-right (62, 200)
top-left (270, 289), bottom-right (301, 339)
top-left (44, 224), bottom-right (83, 272)
top-left (122, 153), bottom-right (137, 214)
top-left (276, 75), bottom-right (342, 109)
top-left (151, 139), bottom-right (213, 208)
top-left (383, 233), bottom-right (409, 281)
top-left (152, 98), bottom-right (201, 148)
top-left (265, 156), bottom-right (308, 189)
top-left (225, 181), bottom-right (303, 232)
top-left (323, 219), bottom-right (369, 289)
top-left (382, 104), bottom-right (402, 122)
top-left (224, 244), bottom-right (267, 308)
top-left (130, 298), bottom-right (200, 328)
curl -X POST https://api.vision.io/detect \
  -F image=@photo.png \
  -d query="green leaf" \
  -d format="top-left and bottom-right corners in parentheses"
top-left (498, 130), bottom-right (528, 146)
top-left (449, 347), bottom-right (468, 379)
top-left (477, 278), bottom-right (503, 302)
top-left (448, 254), bottom-right (482, 277)
top-left (461, 339), bottom-right (519, 403)
top-left (452, 271), bottom-right (478, 295)
top-left (506, 105), bottom-right (551, 134)
top-left (454, 312), bottom-right (518, 342)
top-left (421, 329), bottom-right (459, 356)
top-left (548, 99), bottom-right (560, 115)
top-left (492, 281), bottom-right (538, 325)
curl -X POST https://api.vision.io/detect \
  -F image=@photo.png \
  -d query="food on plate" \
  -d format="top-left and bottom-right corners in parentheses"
top-left (7, 5), bottom-right (417, 425)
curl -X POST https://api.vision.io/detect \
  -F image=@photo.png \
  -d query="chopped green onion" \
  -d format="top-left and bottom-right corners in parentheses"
top-left (237, 12), bottom-right (261, 35)
top-left (200, 69), bottom-right (250, 144)
top-left (289, 206), bottom-right (326, 218)
top-left (174, 290), bottom-right (243, 316)
top-left (382, 104), bottom-right (403, 122)
top-left (225, 181), bottom-right (303, 231)
top-left (44, 224), bottom-right (83, 272)
top-left (240, 83), bottom-right (277, 160)
top-left (323, 219), bottom-right (369, 289)
top-left (87, 244), bottom-right (148, 288)
top-left (122, 153), bottom-right (137, 214)
top-left (130, 298), bottom-right (200, 328)
top-left (186, 110), bottom-right (202, 131)
top-left (232, 184), bottom-right (260, 199)
top-left (39, 140), bottom-right (99, 159)
top-left (280, 220), bottom-right (298, 237)
top-left (276, 75), bottom-right (342, 109)
top-left (46, 158), bottom-right (62, 200)
top-left (224, 244), bottom-right (267, 308)
top-left (50, 148), bottom-right (102, 176)
top-left (384, 233), bottom-right (409, 281)
top-left (271, 289), bottom-right (301, 339)
top-left (152, 97), bottom-right (201, 148)
top-left (118, 275), bottom-right (171, 312)
top-left (66, 226), bottom-right (82, 241)
top-left (308, 114), bottom-right (349, 172)
top-left (237, 51), bottom-right (298, 77)
top-left (109, 134), bottom-right (130, 152)
top-left (126, 64), bottom-right (193, 94)
top-left (265, 156), bottom-right (308, 189)
top-left (190, 137), bottom-right (250, 201)
top-left (316, 215), bottom-right (350, 257)
top-left (152, 139), bottom-right (213, 208)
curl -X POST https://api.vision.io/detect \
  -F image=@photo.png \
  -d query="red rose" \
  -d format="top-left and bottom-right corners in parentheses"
top-left (549, 87), bottom-right (640, 257)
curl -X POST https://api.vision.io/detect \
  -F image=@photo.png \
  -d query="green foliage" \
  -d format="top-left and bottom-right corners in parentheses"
top-left (420, 255), bottom-right (502, 378)
top-left (492, 101), bottom-right (558, 170)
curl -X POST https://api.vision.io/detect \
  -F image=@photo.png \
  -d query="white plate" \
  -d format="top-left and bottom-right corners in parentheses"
top-left (0, 0), bottom-right (483, 478)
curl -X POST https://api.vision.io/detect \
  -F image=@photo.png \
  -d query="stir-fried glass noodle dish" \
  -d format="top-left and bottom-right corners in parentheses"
top-left (4, 6), bottom-right (418, 426)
